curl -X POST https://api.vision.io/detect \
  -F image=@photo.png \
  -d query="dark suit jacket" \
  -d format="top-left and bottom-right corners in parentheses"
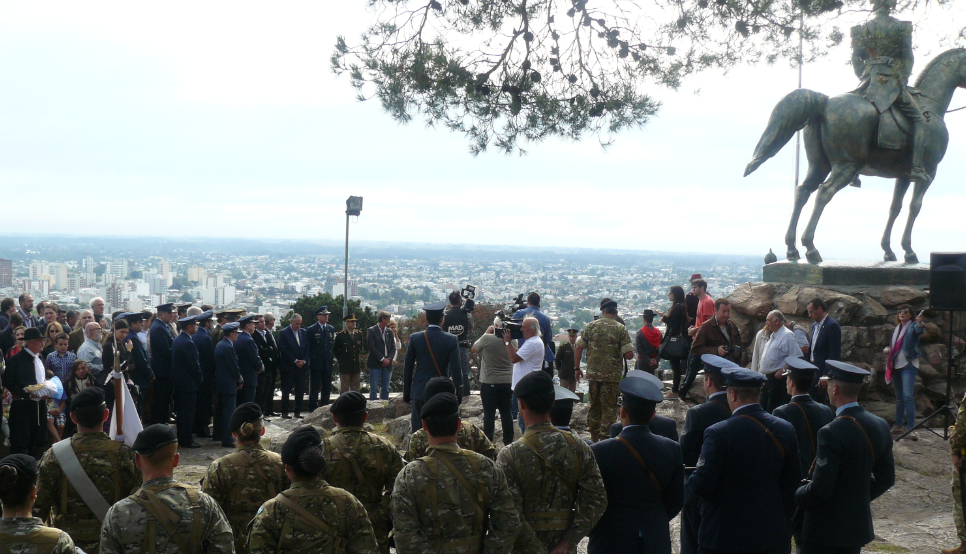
top-left (773, 395), bottom-right (834, 477)
top-left (171, 332), bottom-right (202, 393)
top-left (795, 405), bottom-right (895, 547)
top-left (253, 329), bottom-right (279, 373)
top-left (193, 327), bottom-right (216, 384)
top-left (686, 404), bottom-right (801, 552)
top-left (807, 316), bottom-right (841, 376)
top-left (0, 326), bottom-right (15, 356)
top-left (215, 338), bottom-right (241, 395)
top-left (128, 332), bottom-right (153, 390)
top-left (0, 314), bottom-right (8, 332)
top-left (234, 332), bottom-right (263, 390)
top-left (366, 324), bottom-right (396, 369)
top-left (6, 348), bottom-right (42, 400)
top-left (277, 326), bottom-right (309, 375)
top-left (149, 318), bottom-right (174, 379)
top-left (589, 425), bottom-right (684, 554)
top-left (18, 308), bottom-right (39, 329)
top-left (305, 322), bottom-right (334, 375)
top-left (403, 326), bottom-right (462, 402)
top-left (610, 415), bottom-right (678, 441)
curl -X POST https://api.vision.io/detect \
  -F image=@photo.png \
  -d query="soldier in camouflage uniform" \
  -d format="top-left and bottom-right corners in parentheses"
top-left (574, 298), bottom-right (634, 442)
top-left (497, 371), bottom-right (607, 554)
top-left (34, 388), bottom-right (141, 554)
top-left (946, 395), bottom-right (966, 554)
top-left (247, 425), bottom-right (378, 554)
top-left (391, 392), bottom-right (520, 554)
top-left (202, 403), bottom-right (289, 554)
top-left (406, 377), bottom-right (496, 462)
top-left (1, 454), bottom-right (76, 554)
top-left (322, 391), bottom-right (405, 554)
top-left (99, 424), bottom-right (235, 554)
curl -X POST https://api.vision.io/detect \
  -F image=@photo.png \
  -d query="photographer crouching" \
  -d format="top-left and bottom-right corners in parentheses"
top-left (443, 288), bottom-right (475, 396)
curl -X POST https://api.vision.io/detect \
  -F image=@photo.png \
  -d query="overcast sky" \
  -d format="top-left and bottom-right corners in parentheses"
top-left (1, 2), bottom-right (964, 261)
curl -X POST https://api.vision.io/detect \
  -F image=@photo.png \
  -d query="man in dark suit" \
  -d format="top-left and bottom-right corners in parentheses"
top-left (171, 314), bottom-right (202, 448)
top-left (806, 298), bottom-right (841, 404)
top-left (795, 361), bottom-right (895, 554)
top-left (277, 313), bottom-right (310, 419)
top-left (254, 314), bottom-right (280, 416)
top-left (234, 314), bottom-right (263, 406)
top-left (191, 310), bottom-right (216, 437)
top-left (403, 301), bottom-right (462, 432)
top-left (214, 322), bottom-right (242, 447)
top-left (609, 370), bottom-right (679, 441)
top-left (5, 327), bottom-right (47, 454)
top-left (590, 370), bottom-right (684, 554)
top-left (120, 312), bottom-right (153, 416)
top-left (0, 313), bottom-right (24, 356)
top-left (366, 310), bottom-right (397, 400)
top-left (687, 367), bottom-right (801, 554)
top-left (0, 297), bottom-right (15, 331)
top-left (149, 303), bottom-right (176, 425)
top-left (305, 306), bottom-right (335, 409)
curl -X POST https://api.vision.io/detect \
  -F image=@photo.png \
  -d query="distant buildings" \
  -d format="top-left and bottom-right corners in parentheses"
top-left (0, 259), bottom-right (12, 287)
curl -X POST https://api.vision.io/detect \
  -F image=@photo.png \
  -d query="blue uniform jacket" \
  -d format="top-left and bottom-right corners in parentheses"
top-left (128, 334), bottom-right (153, 390)
top-left (149, 318), bottom-right (174, 379)
top-left (171, 332), bottom-right (202, 393)
top-left (215, 338), bottom-right (241, 395)
top-left (403, 326), bottom-right (462, 402)
top-left (192, 326), bottom-right (216, 384)
top-left (610, 415), bottom-right (678, 442)
top-left (773, 395), bottom-right (835, 477)
top-left (686, 404), bottom-right (801, 552)
top-left (589, 425), bottom-right (684, 554)
top-left (277, 326), bottom-right (309, 375)
top-left (234, 332), bottom-right (263, 390)
top-left (306, 322), bottom-right (335, 375)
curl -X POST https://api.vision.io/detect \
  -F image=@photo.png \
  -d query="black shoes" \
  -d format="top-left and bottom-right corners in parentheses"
top-left (181, 442), bottom-right (201, 449)
top-left (294, 413), bottom-right (303, 419)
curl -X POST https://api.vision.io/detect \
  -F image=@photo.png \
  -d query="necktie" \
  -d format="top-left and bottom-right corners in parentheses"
top-left (295, 331), bottom-right (300, 347)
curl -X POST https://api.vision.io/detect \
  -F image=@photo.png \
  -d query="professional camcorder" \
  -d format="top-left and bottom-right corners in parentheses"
top-left (460, 285), bottom-right (476, 313)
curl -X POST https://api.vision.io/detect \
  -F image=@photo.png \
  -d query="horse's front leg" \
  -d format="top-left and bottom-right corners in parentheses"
top-left (882, 178), bottom-right (911, 262)
top-left (900, 178), bottom-right (931, 264)
top-left (787, 129), bottom-right (831, 261)
top-left (801, 163), bottom-right (862, 264)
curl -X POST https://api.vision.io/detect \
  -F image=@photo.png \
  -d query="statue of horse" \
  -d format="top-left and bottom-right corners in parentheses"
top-left (744, 48), bottom-right (966, 264)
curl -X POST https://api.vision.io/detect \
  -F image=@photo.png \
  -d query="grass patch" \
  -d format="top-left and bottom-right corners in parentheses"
top-left (864, 542), bottom-right (910, 552)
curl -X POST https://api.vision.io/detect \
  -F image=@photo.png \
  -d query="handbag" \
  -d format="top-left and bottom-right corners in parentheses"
top-left (659, 334), bottom-right (689, 361)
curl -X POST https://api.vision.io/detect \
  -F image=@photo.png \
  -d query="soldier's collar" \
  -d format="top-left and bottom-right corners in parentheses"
top-left (336, 426), bottom-right (366, 433)
top-left (75, 431), bottom-right (110, 439)
top-left (142, 477), bottom-right (177, 487)
top-left (427, 442), bottom-right (460, 453)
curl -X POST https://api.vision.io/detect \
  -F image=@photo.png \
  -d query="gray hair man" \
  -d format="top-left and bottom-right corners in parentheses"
top-left (759, 309), bottom-right (804, 413)
top-left (505, 316), bottom-right (545, 435)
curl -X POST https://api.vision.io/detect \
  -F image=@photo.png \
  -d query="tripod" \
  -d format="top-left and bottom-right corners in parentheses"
top-left (897, 310), bottom-right (961, 442)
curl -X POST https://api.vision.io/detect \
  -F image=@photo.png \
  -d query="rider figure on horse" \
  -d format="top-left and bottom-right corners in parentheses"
top-left (851, 0), bottom-right (931, 185)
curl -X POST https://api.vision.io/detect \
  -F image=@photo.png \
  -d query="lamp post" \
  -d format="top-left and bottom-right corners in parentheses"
top-left (344, 196), bottom-right (363, 317)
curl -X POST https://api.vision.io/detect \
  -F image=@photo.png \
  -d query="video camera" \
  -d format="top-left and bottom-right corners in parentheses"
top-left (492, 293), bottom-right (528, 340)
top-left (460, 285), bottom-right (476, 313)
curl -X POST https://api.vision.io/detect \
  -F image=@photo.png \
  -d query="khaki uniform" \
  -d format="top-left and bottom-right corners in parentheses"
top-left (333, 330), bottom-right (365, 375)
top-left (34, 432), bottom-right (142, 554)
top-left (497, 422), bottom-right (607, 553)
top-left (951, 395), bottom-right (966, 542)
top-left (391, 443), bottom-right (520, 554)
top-left (0, 517), bottom-right (75, 554)
top-left (247, 478), bottom-right (378, 554)
top-left (575, 318), bottom-right (632, 441)
top-left (322, 426), bottom-right (405, 554)
top-left (406, 422), bottom-right (496, 462)
top-left (202, 444), bottom-right (290, 554)
top-left (99, 477), bottom-right (234, 554)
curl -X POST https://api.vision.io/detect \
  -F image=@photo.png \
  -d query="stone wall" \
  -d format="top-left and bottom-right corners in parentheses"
top-left (726, 282), bottom-right (966, 425)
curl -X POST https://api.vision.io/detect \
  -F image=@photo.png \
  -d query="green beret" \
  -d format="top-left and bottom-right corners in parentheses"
top-left (330, 392), bottom-right (367, 415)
top-left (423, 377), bottom-right (456, 400)
top-left (228, 402), bottom-right (263, 433)
top-left (132, 424), bottom-right (178, 455)
top-left (70, 387), bottom-right (106, 413)
top-left (514, 370), bottom-right (554, 399)
top-left (420, 392), bottom-right (459, 419)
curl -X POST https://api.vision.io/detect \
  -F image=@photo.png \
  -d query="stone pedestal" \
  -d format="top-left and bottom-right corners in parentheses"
top-left (763, 260), bottom-right (930, 286)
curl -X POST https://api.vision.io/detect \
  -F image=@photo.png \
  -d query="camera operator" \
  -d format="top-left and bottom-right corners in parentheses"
top-left (444, 290), bottom-right (474, 396)
top-left (689, 299), bottom-right (742, 370)
top-left (512, 292), bottom-right (554, 377)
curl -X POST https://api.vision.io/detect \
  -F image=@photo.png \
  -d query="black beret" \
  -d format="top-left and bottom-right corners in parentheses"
top-left (132, 424), bottom-right (178, 455)
top-left (423, 377), bottom-right (456, 400)
top-left (70, 387), bottom-right (106, 413)
top-left (599, 298), bottom-right (618, 311)
top-left (330, 391), bottom-right (367, 415)
top-left (281, 426), bottom-right (323, 466)
top-left (514, 370), bottom-right (554, 399)
top-left (228, 402), bottom-right (263, 433)
top-left (0, 453), bottom-right (38, 478)
top-left (420, 392), bottom-right (459, 419)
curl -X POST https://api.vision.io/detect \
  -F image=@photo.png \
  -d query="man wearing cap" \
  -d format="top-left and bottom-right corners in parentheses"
top-left (678, 355), bottom-right (735, 554)
top-left (758, 310), bottom-right (804, 413)
top-left (574, 298), bottom-right (634, 442)
top-left (635, 310), bottom-right (662, 373)
top-left (247, 425), bottom-right (378, 554)
top-left (171, 314), bottom-right (203, 448)
top-left (121, 312), bottom-right (153, 416)
top-left (403, 300), bottom-right (462, 433)
top-left (590, 370), bottom-right (684, 554)
top-left (211, 310), bottom-right (229, 346)
top-left (607, 371), bottom-right (678, 441)
top-left (686, 367), bottom-right (800, 554)
top-left (444, 290), bottom-right (474, 395)
top-left (334, 313), bottom-right (365, 394)
top-left (192, 310), bottom-right (217, 438)
top-left (203, 403), bottom-right (288, 554)
top-left (323, 391), bottom-right (405, 554)
top-left (550, 384), bottom-right (589, 444)
top-left (99, 424), bottom-right (234, 554)
top-left (6, 327), bottom-right (48, 455)
top-left (555, 329), bottom-right (579, 392)
top-left (214, 322), bottom-right (243, 447)
top-left (498, 371), bottom-right (607, 554)
top-left (681, 298), bottom-right (742, 401)
top-left (254, 314), bottom-right (281, 416)
top-left (235, 315), bottom-right (264, 406)
top-left (150, 304), bottom-right (176, 425)
top-left (406, 377), bottom-right (495, 462)
top-left (306, 306), bottom-right (336, 409)
top-left (278, 313), bottom-right (310, 419)
top-left (794, 361), bottom-right (894, 554)
top-left (35, 387), bottom-right (141, 554)
top-left (391, 392), bottom-right (519, 554)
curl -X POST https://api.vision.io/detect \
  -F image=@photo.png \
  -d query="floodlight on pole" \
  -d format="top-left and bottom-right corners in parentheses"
top-left (344, 196), bottom-right (363, 317)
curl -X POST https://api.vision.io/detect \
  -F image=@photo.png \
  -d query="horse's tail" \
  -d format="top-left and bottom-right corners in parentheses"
top-left (743, 89), bottom-right (828, 176)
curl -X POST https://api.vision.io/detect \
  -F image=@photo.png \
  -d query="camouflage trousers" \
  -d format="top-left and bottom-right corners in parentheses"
top-left (954, 468), bottom-right (966, 542)
top-left (588, 380), bottom-right (620, 442)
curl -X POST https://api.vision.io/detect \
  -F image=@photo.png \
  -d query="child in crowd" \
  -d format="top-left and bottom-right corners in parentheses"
top-left (45, 332), bottom-right (76, 383)
top-left (65, 359), bottom-right (95, 397)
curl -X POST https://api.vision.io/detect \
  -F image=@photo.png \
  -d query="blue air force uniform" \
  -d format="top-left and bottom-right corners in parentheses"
top-left (171, 315), bottom-right (203, 448)
top-left (214, 323), bottom-right (242, 447)
top-left (192, 312), bottom-right (216, 437)
top-left (610, 414), bottom-right (678, 441)
top-left (234, 315), bottom-right (263, 406)
top-left (772, 358), bottom-right (835, 478)
top-left (306, 306), bottom-right (336, 409)
top-left (402, 301), bottom-right (462, 432)
top-left (148, 304), bottom-right (175, 424)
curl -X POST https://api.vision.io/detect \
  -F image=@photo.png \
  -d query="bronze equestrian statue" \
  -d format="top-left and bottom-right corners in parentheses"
top-left (744, 0), bottom-right (965, 264)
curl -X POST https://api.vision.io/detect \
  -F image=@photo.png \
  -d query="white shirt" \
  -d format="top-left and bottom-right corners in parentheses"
top-left (810, 315), bottom-right (828, 362)
top-left (511, 336), bottom-right (544, 388)
top-left (759, 325), bottom-right (802, 375)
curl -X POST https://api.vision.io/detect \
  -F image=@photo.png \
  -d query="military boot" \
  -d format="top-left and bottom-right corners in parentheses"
top-left (941, 540), bottom-right (966, 554)
top-left (908, 123), bottom-right (933, 185)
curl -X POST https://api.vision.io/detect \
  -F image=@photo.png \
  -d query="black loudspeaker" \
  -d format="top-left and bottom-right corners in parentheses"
top-left (930, 252), bottom-right (966, 311)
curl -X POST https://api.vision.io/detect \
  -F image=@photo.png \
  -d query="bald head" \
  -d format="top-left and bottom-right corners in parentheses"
top-left (84, 321), bottom-right (102, 339)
